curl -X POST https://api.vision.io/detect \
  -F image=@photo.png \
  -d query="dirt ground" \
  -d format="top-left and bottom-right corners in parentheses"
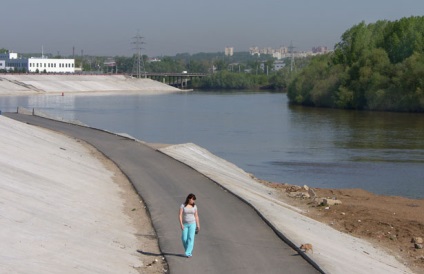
top-left (258, 180), bottom-right (424, 273)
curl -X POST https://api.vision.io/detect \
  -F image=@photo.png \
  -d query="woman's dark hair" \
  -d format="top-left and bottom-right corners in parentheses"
top-left (184, 193), bottom-right (196, 207)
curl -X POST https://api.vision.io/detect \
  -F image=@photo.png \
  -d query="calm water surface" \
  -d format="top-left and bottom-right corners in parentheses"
top-left (1, 91), bottom-right (423, 198)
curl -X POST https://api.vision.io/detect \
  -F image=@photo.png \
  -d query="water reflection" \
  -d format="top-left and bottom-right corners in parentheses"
top-left (288, 105), bottom-right (424, 163)
top-left (0, 94), bottom-right (78, 121)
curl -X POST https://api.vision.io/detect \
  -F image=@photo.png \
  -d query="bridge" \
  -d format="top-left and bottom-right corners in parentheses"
top-left (133, 72), bottom-right (208, 89)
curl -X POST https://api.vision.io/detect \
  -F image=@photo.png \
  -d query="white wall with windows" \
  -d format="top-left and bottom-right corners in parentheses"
top-left (28, 58), bottom-right (75, 73)
top-left (0, 51), bottom-right (75, 73)
top-left (273, 61), bottom-right (286, 71)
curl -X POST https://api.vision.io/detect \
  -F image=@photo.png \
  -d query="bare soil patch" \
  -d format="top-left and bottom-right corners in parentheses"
top-left (259, 180), bottom-right (424, 273)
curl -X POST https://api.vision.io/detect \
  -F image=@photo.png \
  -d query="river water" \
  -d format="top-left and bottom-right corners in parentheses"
top-left (1, 91), bottom-right (423, 199)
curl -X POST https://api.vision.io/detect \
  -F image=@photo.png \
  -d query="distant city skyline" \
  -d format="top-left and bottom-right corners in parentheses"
top-left (1, 0), bottom-right (424, 57)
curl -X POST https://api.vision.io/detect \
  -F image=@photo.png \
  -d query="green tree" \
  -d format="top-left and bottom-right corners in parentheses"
top-left (288, 16), bottom-right (424, 112)
top-left (115, 56), bottom-right (133, 73)
top-left (214, 59), bottom-right (228, 71)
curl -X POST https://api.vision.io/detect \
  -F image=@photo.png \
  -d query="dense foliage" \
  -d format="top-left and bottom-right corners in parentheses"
top-left (114, 52), bottom-right (299, 90)
top-left (191, 65), bottom-right (297, 90)
top-left (288, 16), bottom-right (424, 112)
top-left (191, 71), bottom-right (267, 89)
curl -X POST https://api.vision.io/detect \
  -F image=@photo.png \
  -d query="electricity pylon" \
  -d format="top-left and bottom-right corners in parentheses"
top-left (132, 30), bottom-right (146, 78)
top-left (288, 41), bottom-right (296, 72)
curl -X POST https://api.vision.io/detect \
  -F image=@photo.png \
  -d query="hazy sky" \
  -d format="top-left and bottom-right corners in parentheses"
top-left (2, 0), bottom-right (424, 57)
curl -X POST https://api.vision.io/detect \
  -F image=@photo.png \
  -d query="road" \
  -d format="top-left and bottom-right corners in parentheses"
top-left (6, 113), bottom-right (320, 274)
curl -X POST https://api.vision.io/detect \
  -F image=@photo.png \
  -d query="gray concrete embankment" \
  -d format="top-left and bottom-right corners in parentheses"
top-left (0, 74), bottom-right (180, 95)
top-left (5, 110), bottom-right (412, 273)
top-left (5, 113), bottom-right (319, 274)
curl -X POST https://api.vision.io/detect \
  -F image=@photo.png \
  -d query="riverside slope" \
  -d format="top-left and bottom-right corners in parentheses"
top-left (4, 112), bottom-right (414, 274)
top-left (0, 115), bottom-right (144, 273)
top-left (0, 74), bottom-right (180, 95)
top-left (5, 113), bottom-right (318, 274)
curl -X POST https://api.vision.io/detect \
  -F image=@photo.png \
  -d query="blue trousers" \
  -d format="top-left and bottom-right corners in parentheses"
top-left (181, 222), bottom-right (197, 256)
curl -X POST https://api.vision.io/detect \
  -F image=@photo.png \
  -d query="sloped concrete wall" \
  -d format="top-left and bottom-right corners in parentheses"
top-left (0, 74), bottom-right (180, 95)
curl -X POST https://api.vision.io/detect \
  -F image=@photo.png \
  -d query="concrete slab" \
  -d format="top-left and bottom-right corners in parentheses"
top-left (0, 75), bottom-right (180, 95)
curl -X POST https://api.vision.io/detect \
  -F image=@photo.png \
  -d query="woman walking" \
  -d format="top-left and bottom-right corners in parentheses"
top-left (179, 193), bottom-right (200, 258)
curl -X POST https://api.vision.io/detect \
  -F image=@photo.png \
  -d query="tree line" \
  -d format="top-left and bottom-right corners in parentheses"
top-left (112, 52), bottom-right (301, 90)
top-left (1, 47), bottom-right (297, 91)
top-left (287, 16), bottom-right (424, 112)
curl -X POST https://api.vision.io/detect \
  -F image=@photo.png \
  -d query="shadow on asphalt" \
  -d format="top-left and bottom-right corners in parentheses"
top-left (137, 249), bottom-right (187, 258)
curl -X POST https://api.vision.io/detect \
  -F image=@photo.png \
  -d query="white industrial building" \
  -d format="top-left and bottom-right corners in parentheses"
top-left (0, 52), bottom-right (75, 73)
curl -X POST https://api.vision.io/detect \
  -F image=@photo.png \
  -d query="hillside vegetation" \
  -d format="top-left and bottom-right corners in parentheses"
top-left (288, 16), bottom-right (424, 112)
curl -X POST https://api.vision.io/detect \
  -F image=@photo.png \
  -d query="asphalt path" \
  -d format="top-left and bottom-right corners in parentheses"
top-left (6, 113), bottom-right (319, 274)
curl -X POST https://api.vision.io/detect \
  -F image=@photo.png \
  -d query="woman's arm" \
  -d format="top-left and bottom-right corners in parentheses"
top-left (179, 207), bottom-right (184, 230)
top-left (195, 209), bottom-right (200, 230)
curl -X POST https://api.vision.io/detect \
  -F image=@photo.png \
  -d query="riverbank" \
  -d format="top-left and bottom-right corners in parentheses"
top-left (0, 74), bottom-right (181, 95)
top-left (259, 181), bottom-right (424, 273)
top-left (0, 115), bottom-right (165, 273)
top-left (159, 143), bottom-right (419, 273)
top-left (1, 113), bottom-right (421, 273)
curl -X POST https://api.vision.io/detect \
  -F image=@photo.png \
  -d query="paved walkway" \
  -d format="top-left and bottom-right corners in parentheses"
top-left (6, 113), bottom-right (319, 274)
